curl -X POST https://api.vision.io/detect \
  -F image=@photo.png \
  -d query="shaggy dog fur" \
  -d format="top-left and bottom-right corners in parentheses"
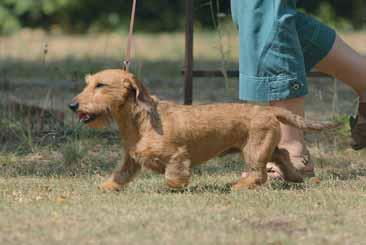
top-left (70, 69), bottom-right (338, 191)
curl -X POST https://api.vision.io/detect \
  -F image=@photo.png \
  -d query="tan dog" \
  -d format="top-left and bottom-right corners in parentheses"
top-left (69, 69), bottom-right (338, 191)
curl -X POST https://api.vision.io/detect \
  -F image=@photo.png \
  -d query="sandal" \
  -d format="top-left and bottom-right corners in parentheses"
top-left (266, 148), bottom-right (315, 180)
top-left (350, 102), bottom-right (366, 150)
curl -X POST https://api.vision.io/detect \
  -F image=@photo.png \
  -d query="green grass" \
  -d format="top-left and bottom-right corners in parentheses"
top-left (1, 31), bottom-right (366, 244)
top-left (1, 159), bottom-right (366, 245)
top-left (1, 116), bottom-right (366, 244)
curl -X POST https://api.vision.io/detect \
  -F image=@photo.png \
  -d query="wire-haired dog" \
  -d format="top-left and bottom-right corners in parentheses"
top-left (69, 69), bottom-right (338, 191)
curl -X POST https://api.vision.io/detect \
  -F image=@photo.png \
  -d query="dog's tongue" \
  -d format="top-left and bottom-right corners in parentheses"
top-left (78, 113), bottom-right (90, 122)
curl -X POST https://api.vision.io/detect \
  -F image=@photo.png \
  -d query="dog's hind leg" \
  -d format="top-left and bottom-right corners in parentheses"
top-left (232, 128), bottom-right (279, 190)
top-left (165, 147), bottom-right (191, 189)
top-left (99, 155), bottom-right (141, 191)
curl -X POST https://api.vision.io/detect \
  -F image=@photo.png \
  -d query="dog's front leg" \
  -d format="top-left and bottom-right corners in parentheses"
top-left (99, 155), bottom-right (141, 192)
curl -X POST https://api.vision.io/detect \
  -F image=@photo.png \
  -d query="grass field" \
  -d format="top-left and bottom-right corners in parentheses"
top-left (1, 30), bottom-right (366, 244)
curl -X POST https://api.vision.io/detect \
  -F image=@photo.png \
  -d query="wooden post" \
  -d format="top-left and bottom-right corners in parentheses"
top-left (184, 0), bottom-right (194, 105)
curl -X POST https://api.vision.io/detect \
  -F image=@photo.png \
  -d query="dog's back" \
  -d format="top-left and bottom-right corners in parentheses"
top-left (156, 102), bottom-right (270, 163)
top-left (154, 101), bottom-right (339, 164)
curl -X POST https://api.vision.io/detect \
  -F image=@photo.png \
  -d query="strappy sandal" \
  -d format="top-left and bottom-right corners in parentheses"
top-left (266, 148), bottom-right (315, 180)
top-left (350, 102), bottom-right (366, 150)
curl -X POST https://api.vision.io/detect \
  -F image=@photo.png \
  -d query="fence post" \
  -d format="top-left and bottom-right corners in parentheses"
top-left (184, 0), bottom-right (194, 105)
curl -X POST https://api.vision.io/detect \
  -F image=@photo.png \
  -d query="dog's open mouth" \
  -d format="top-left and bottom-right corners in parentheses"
top-left (77, 113), bottom-right (98, 123)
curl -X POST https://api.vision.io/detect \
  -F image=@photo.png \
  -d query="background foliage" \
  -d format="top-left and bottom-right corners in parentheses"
top-left (0, 0), bottom-right (365, 34)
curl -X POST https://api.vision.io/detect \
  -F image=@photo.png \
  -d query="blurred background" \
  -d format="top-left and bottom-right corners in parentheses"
top-left (0, 0), bottom-right (365, 145)
top-left (0, 1), bottom-right (364, 34)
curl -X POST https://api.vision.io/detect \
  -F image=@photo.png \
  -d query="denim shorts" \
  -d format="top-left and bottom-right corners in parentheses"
top-left (231, 0), bottom-right (336, 102)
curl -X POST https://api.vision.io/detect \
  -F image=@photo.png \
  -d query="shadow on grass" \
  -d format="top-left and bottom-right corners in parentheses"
top-left (156, 180), bottom-right (308, 194)
top-left (193, 156), bottom-right (244, 176)
top-left (0, 57), bottom-right (244, 106)
top-left (313, 155), bottom-right (366, 181)
top-left (0, 121), bottom-right (120, 177)
top-left (269, 181), bottom-right (307, 191)
top-left (157, 183), bottom-right (233, 194)
top-left (323, 168), bottom-right (366, 181)
top-left (0, 156), bottom-right (116, 178)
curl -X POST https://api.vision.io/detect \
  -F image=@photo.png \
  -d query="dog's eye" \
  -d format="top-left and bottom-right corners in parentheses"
top-left (96, 83), bottom-right (106, 88)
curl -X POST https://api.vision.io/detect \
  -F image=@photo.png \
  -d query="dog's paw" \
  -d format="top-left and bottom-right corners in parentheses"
top-left (166, 178), bottom-right (189, 189)
top-left (98, 180), bottom-right (122, 192)
top-left (231, 175), bottom-right (263, 190)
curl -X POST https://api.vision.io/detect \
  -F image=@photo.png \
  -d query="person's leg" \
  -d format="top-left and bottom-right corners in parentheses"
top-left (267, 34), bottom-right (366, 172)
top-left (267, 17), bottom-right (366, 179)
top-left (315, 34), bottom-right (366, 150)
top-left (315, 35), bottom-right (366, 101)
top-left (268, 97), bottom-right (314, 177)
top-left (270, 97), bottom-right (305, 157)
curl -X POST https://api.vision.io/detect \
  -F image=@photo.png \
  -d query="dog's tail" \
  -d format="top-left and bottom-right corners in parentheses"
top-left (273, 107), bottom-right (341, 131)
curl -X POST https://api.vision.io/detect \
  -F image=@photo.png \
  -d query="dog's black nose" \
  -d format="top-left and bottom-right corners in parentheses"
top-left (69, 102), bottom-right (79, 112)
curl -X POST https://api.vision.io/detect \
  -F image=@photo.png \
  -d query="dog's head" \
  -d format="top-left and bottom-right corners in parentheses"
top-left (69, 69), bottom-right (155, 128)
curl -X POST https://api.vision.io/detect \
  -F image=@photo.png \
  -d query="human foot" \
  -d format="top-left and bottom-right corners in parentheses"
top-left (241, 148), bottom-right (314, 180)
top-left (266, 149), bottom-right (314, 179)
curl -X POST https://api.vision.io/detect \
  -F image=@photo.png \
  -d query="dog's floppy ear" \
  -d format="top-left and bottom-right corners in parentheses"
top-left (128, 76), bottom-right (155, 112)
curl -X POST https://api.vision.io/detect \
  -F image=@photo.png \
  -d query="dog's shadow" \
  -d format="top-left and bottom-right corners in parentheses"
top-left (156, 180), bottom-right (308, 194)
top-left (157, 183), bottom-right (233, 194)
top-left (269, 181), bottom-right (307, 191)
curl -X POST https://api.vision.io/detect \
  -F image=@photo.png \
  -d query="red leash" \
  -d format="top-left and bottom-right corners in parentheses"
top-left (123, 0), bottom-right (137, 71)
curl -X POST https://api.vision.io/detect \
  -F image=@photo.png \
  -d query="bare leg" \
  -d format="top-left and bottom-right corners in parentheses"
top-left (99, 155), bottom-right (141, 191)
top-left (316, 34), bottom-right (366, 149)
top-left (269, 97), bottom-right (314, 175)
top-left (272, 34), bottom-right (366, 153)
top-left (315, 35), bottom-right (366, 101)
top-left (270, 97), bottom-right (306, 158)
top-left (265, 34), bottom-right (366, 174)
